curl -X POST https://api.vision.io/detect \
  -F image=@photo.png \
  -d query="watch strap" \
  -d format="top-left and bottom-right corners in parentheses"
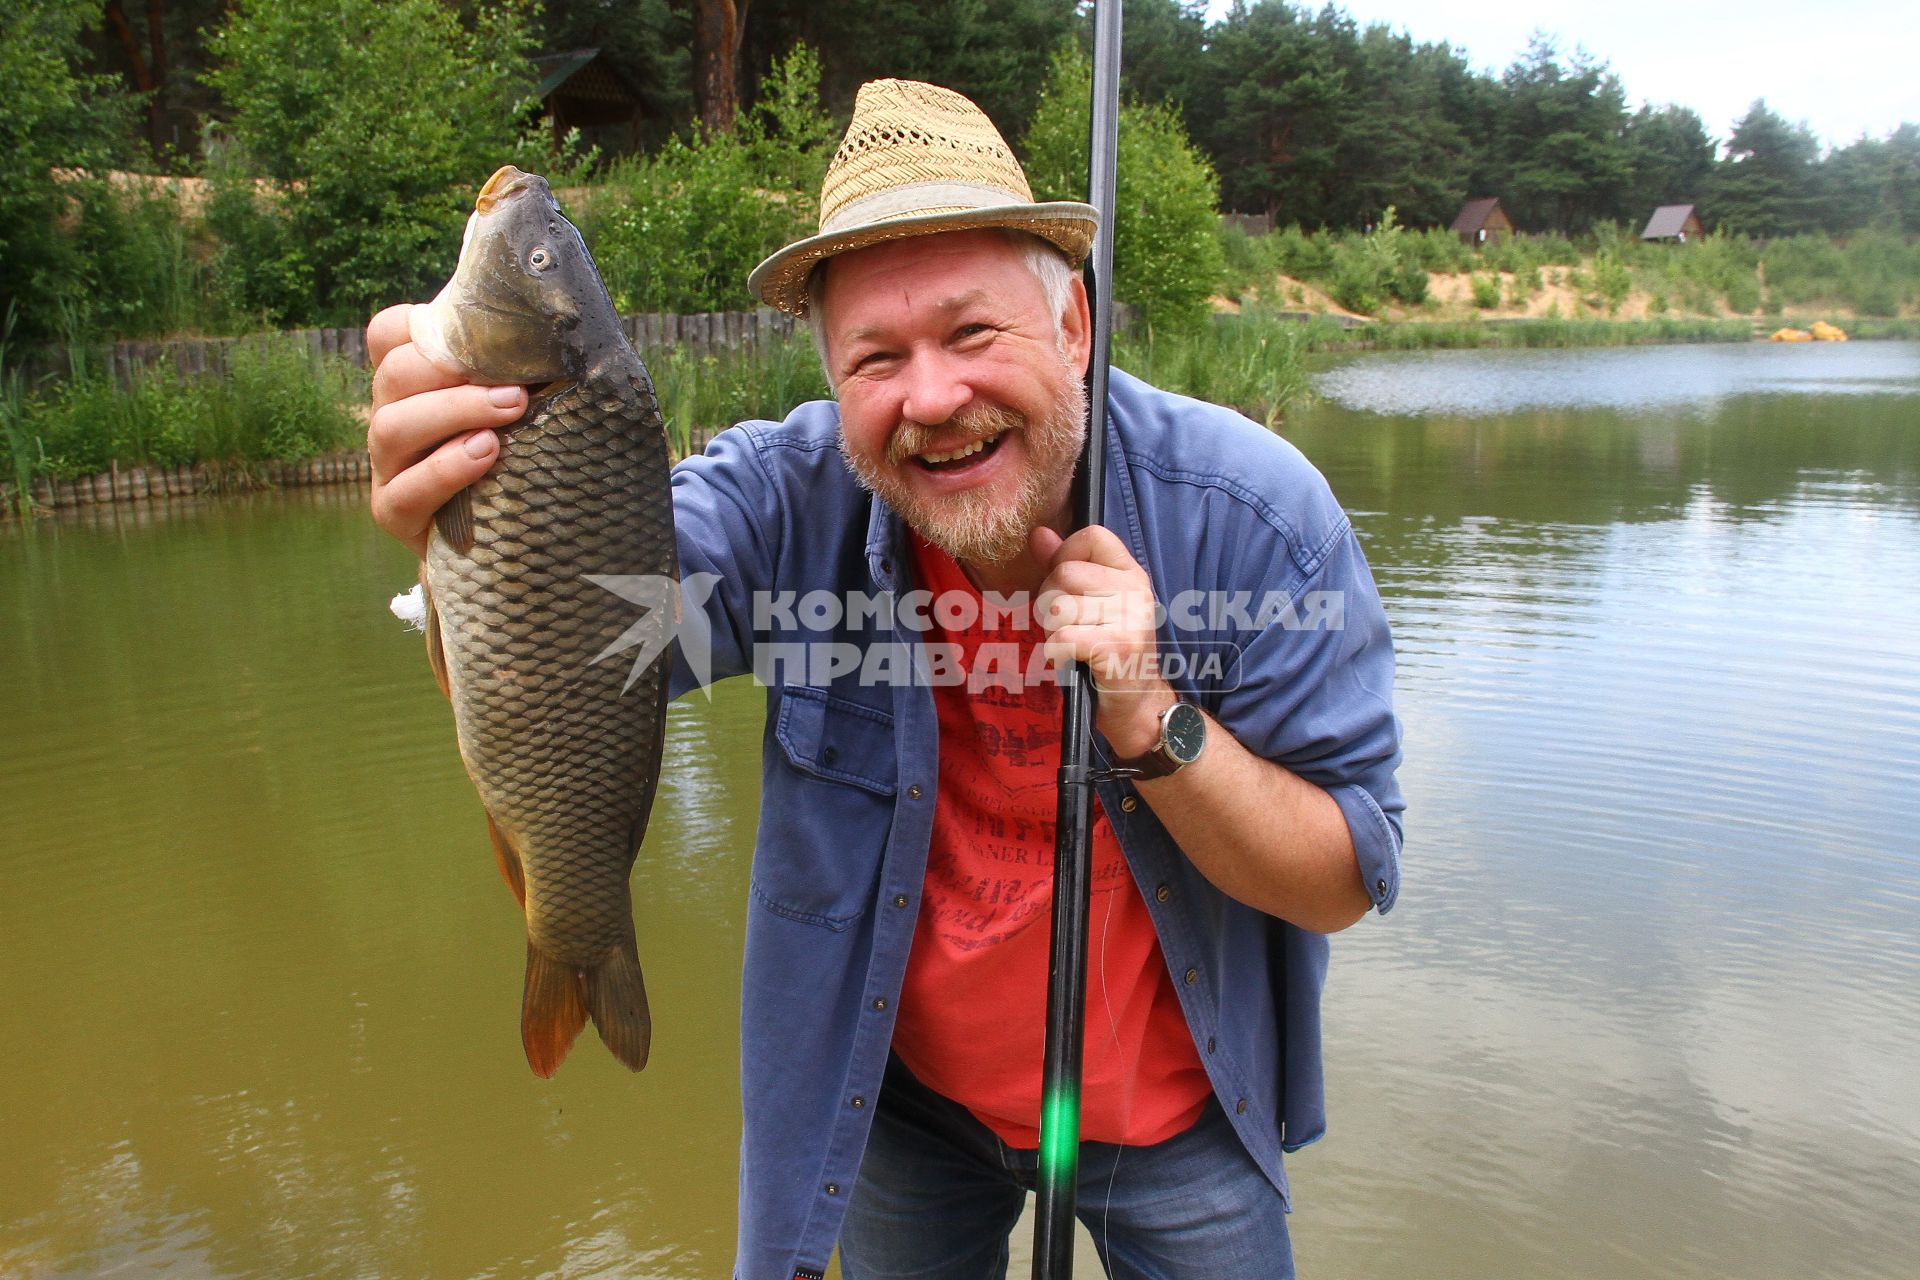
top-left (1109, 702), bottom-right (1195, 779)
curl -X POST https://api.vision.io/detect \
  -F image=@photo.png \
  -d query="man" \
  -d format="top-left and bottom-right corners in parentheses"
top-left (368, 79), bottom-right (1401, 1280)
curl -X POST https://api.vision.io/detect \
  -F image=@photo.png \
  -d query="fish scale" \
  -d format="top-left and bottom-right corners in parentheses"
top-left (415, 165), bottom-right (676, 1077)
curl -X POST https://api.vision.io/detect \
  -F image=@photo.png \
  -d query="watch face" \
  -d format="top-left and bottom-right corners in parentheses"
top-left (1163, 702), bottom-right (1206, 764)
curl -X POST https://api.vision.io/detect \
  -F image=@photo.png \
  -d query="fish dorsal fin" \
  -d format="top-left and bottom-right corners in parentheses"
top-left (435, 487), bottom-right (475, 555)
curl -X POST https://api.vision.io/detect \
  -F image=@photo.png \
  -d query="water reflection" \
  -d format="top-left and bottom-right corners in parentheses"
top-left (3, 342), bottom-right (1918, 1279)
top-left (1284, 343), bottom-right (1920, 1280)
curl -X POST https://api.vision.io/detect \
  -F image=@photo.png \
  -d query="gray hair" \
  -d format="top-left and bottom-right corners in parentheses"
top-left (806, 230), bottom-right (1077, 388)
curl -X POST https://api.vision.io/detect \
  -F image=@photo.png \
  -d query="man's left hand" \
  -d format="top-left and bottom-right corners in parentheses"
top-left (1030, 525), bottom-right (1175, 760)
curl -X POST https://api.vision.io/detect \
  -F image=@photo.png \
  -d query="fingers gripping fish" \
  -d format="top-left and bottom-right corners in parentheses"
top-left (411, 166), bottom-right (676, 1077)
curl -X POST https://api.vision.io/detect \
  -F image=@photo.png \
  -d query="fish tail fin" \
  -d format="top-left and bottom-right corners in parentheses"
top-left (584, 938), bottom-right (652, 1072)
top-left (520, 940), bottom-right (589, 1078)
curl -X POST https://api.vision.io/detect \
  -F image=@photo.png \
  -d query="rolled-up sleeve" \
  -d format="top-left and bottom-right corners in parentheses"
top-left (1210, 523), bottom-right (1404, 914)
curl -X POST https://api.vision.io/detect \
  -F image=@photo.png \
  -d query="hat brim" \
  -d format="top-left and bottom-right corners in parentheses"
top-left (747, 202), bottom-right (1099, 318)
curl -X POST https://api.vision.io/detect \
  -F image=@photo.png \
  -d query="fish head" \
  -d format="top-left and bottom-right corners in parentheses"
top-left (409, 166), bottom-right (613, 385)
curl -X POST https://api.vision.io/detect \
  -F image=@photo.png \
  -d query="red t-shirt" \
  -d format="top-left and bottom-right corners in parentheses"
top-left (890, 535), bottom-right (1212, 1148)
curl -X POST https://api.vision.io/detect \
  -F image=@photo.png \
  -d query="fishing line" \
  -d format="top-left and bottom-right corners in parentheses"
top-left (1090, 849), bottom-right (1127, 1264)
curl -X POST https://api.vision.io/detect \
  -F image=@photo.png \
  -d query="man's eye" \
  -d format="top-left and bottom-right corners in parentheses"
top-left (956, 323), bottom-right (992, 340)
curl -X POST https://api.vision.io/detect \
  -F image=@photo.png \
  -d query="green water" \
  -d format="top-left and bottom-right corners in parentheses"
top-left (3, 341), bottom-right (1918, 1278)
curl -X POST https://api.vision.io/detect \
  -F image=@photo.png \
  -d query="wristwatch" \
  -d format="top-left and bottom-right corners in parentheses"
top-left (1112, 701), bottom-right (1207, 779)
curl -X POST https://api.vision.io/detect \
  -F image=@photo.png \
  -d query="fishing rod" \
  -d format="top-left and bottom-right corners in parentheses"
top-left (1033, 1), bottom-right (1122, 1275)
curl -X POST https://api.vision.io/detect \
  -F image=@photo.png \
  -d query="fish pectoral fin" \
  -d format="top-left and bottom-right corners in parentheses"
top-left (421, 569), bottom-right (451, 700)
top-left (585, 938), bottom-right (652, 1073)
top-left (521, 941), bottom-right (590, 1079)
top-left (434, 486), bottom-right (476, 555)
top-left (486, 813), bottom-right (528, 908)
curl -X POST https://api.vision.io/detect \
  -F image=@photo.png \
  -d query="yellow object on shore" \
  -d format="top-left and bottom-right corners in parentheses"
top-left (1810, 320), bottom-right (1849, 341)
top-left (1771, 327), bottom-right (1813, 342)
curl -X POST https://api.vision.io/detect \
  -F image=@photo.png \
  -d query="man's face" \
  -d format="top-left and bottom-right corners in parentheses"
top-left (815, 230), bottom-right (1091, 566)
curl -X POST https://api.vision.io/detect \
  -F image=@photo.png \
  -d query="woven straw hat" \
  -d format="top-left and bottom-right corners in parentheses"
top-left (747, 78), bottom-right (1098, 317)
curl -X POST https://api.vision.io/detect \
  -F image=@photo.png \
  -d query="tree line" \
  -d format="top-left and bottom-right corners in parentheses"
top-left (5, 0), bottom-right (1915, 345)
top-left (54, 0), bottom-right (1920, 241)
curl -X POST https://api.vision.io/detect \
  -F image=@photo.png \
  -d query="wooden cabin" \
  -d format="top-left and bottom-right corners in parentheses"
top-left (532, 48), bottom-right (649, 155)
top-left (1452, 197), bottom-right (1514, 247)
top-left (1641, 204), bottom-right (1705, 242)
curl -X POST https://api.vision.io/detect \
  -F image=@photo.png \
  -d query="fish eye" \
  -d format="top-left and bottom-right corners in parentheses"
top-left (529, 246), bottom-right (553, 271)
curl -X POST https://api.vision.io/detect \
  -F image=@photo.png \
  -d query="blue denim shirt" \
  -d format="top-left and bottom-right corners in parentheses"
top-left (666, 368), bottom-right (1403, 1280)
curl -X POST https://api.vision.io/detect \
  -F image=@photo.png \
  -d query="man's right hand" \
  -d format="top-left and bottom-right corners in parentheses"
top-left (366, 304), bottom-right (527, 559)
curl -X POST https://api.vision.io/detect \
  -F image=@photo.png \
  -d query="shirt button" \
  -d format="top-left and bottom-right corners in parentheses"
top-left (908, 785), bottom-right (923, 800)
top-left (1206, 1036), bottom-right (1216, 1054)
top-left (1376, 878), bottom-right (1388, 895)
top-left (1154, 884), bottom-right (1171, 903)
top-left (872, 997), bottom-right (888, 1011)
top-left (1235, 1098), bottom-right (1247, 1115)
top-left (893, 894), bottom-right (910, 908)
top-left (850, 1096), bottom-right (865, 1109)
top-left (1183, 967), bottom-right (1198, 986)
top-left (1120, 795), bottom-right (1138, 813)
top-left (824, 1182), bottom-right (840, 1196)
top-left (823, 747), bottom-right (839, 766)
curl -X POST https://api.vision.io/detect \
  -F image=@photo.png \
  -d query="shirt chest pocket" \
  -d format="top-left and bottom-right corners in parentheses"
top-left (754, 685), bottom-right (898, 929)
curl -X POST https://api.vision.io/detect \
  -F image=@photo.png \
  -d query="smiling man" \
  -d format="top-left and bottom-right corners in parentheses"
top-left (366, 79), bottom-right (1403, 1280)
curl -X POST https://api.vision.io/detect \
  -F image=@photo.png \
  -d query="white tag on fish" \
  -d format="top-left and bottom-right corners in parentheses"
top-left (390, 582), bottom-right (428, 631)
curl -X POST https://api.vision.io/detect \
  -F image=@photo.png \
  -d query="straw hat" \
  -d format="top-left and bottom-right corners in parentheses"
top-left (747, 79), bottom-right (1098, 317)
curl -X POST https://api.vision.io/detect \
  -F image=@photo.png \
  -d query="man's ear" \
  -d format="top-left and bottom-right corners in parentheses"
top-left (1063, 274), bottom-right (1093, 376)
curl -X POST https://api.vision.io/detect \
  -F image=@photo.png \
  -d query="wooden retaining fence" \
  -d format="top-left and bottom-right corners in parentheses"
top-left (19, 308), bottom-right (804, 391)
top-left (2, 451), bottom-right (376, 513)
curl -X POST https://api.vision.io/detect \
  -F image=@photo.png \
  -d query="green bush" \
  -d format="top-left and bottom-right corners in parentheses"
top-left (1836, 230), bottom-right (1919, 316)
top-left (0, 0), bottom-right (139, 342)
top-left (203, 0), bottom-right (538, 326)
top-left (1406, 229), bottom-right (1475, 274)
top-left (1722, 270), bottom-right (1761, 314)
top-left (1471, 273), bottom-right (1501, 309)
top-left (1761, 235), bottom-right (1846, 306)
top-left (1022, 44), bottom-right (1225, 332)
top-left (591, 46), bottom-right (832, 315)
top-left (1589, 254), bottom-right (1632, 314)
top-left (4, 337), bottom-right (362, 485)
top-left (65, 177), bottom-right (227, 338)
top-left (1328, 255), bottom-right (1380, 315)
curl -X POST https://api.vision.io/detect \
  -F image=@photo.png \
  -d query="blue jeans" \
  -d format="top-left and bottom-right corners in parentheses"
top-left (837, 1057), bottom-right (1294, 1280)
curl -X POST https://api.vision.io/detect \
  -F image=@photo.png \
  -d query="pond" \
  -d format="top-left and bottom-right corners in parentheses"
top-left (2, 340), bottom-right (1916, 1279)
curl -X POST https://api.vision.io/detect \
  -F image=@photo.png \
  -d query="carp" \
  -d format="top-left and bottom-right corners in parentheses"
top-left (411, 165), bottom-right (675, 1077)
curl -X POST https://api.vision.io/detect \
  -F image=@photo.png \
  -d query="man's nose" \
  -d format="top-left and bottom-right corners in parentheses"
top-left (898, 350), bottom-right (973, 427)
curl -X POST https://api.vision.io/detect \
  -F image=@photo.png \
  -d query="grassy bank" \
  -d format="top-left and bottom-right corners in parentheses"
top-left (9, 307), bottom-right (1907, 517)
top-left (1219, 220), bottom-right (1920, 324)
top-left (1333, 315), bottom-right (1757, 350)
top-left (2, 336), bottom-right (365, 513)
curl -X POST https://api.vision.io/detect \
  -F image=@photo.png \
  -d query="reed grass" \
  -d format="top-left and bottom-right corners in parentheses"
top-left (647, 330), bottom-right (830, 456)
top-left (1116, 313), bottom-right (1322, 428)
top-left (2, 336), bottom-right (364, 491)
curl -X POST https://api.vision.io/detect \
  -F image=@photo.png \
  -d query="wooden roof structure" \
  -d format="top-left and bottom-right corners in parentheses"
top-left (531, 48), bottom-right (649, 152)
top-left (1451, 197), bottom-right (1514, 244)
top-left (1642, 204), bottom-right (1705, 241)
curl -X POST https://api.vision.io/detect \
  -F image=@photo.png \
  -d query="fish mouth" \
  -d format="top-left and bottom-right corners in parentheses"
top-left (475, 165), bottom-right (533, 215)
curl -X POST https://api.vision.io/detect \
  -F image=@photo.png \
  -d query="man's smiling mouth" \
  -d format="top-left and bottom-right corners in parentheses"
top-left (916, 431), bottom-right (1006, 470)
